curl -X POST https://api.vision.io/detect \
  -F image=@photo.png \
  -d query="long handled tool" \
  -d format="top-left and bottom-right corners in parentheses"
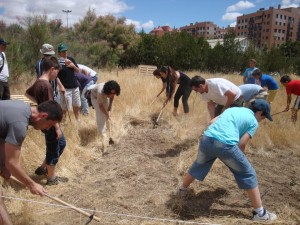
top-left (150, 96), bottom-right (158, 106)
top-left (63, 95), bottom-right (72, 122)
top-left (10, 176), bottom-right (101, 223)
top-left (271, 109), bottom-right (290, 117)
top-left (153, 103), bottom-right (166, 128)
top-left (44, 193), bottom-right (101, 222)
top-left (108, 119), bottom-right (114, 145)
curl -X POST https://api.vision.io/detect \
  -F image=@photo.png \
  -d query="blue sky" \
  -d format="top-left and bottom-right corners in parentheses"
top-left (0, 0), bottom-right (299, 32)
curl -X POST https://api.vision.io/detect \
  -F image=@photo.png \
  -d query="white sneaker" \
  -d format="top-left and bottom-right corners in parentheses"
top-left (252, 209), bottom-right (277, 221)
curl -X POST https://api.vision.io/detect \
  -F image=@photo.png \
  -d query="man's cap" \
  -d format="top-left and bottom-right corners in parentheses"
top-left (0, 38), bottom-right (10, 45)
top-left (40, 43), bottom-right (55, 55)
top-left (251, 99), bottom-right (273, 121)
top-left (57, 43), bottom-right (68, 52)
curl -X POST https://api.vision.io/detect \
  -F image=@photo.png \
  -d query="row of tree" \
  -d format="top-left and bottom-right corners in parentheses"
top-left (1, 9), bottom-right (300, 82)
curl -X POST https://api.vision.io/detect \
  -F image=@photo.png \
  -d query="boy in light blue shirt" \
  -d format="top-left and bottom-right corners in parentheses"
top-left (178, 99), bottom-right (277, 222)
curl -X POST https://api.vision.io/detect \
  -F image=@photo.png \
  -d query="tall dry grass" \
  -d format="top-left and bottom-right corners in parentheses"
top-left (4, 68), bottom-right (300, 224)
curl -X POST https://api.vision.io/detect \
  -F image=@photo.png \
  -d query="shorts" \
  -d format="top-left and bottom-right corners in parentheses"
top-left (60, 87), bottom-right (81, 110)
top-left (293, 96), bottom-right (300, 109)
top-left (188, 136), bottom-right (258, 190)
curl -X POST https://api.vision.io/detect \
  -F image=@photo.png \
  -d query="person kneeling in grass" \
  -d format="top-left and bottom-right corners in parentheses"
top-left (178, 99), bottom-right (277, 221)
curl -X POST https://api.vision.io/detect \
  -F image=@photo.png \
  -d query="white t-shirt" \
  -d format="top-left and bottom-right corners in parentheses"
top-left (201, 78), bottom-right (241, 105)
top-left (0, 52), bottom-right (9, 82)
top-left (78, 64), bottom-right (97, 77)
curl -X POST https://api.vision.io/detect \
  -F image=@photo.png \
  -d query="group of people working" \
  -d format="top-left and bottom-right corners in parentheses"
top-left (0, 36), bottom-right (299, 223)
top-left (0, 40), bottom-right (121, 223)
top-left (152, 60), bottom-right (299, 222)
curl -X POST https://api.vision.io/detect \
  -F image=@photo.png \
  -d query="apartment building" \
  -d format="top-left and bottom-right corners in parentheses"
top-left (179, 21), bottom-right (225, 39)
top-left (149, 26), bottom-right (174, 36)
top-left (236, 5), bottom-right (300, 48)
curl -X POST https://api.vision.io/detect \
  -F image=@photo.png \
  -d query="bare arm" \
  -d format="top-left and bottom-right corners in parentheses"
top-left (284, 94), bottom-right (292, 111)
top-left (108, 95), bottom-right (114, 112)
top-left (5, 143), bottom-right (46, 196)
top-left (57, 78), bottom-right (65, 94)
top-left (223, 89), bottom-right (236, 112)
top-left (238, 133), bottom-right (251, 152)
top-left (157, 82), bottom-right (166, 97)
top-left (243, 76), bottom-right (246, 84)
top-left (207, 101), bottom-right (216, 119)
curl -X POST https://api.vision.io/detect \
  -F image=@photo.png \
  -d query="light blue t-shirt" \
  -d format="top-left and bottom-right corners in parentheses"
top-left (260, 74), bottom-right (279, 90)
top-left (243, 67), bottom-right (258, 84)
top-left (239, 84), bottom-right (262, 101)
top-left (203, 107), bottom-right (258, 145)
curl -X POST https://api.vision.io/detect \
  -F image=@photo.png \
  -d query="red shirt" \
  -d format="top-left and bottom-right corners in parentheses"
top-left (286, 80), bottom-right (300, 95)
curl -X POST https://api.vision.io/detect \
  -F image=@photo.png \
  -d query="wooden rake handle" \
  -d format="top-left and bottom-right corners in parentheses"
top-left (10, 176), bottom-right (101, 222)
top-left (44, 193), bottom-right (101, 222)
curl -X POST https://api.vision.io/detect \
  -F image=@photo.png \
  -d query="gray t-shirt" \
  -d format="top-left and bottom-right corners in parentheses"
top-left (0, 100), bottom-right (31, 146)
top-left (239, 84), bottom-right (263, 102)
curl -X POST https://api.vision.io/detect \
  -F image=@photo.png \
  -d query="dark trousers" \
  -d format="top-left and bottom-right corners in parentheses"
top-left (174, 84), bottom-right (192, 113)
top-left (0, 81), bottom-right (10, 100)
top-left (44, 127), bottom-right (66, 165)
top-left (215, 98), bottom-right (244, 117)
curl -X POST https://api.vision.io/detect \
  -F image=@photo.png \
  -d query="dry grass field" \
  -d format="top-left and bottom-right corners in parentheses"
top-left (3, 68), bottom-right (300, 225)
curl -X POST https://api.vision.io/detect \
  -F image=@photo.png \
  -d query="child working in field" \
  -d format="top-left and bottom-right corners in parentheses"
top-left (26, 56), bottom-right (68, 185)
top-left (252, 69), bottom-right (279, 103)
top-left (178, 99), bottom-right (277, 221)
top-left (280, 75), bottom-right (300, 123)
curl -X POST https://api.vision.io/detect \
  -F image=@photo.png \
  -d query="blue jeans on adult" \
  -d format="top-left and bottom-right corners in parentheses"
top-left (188, 135), bottom-right (257, 190)
top-left (44, 126), bottom-right (66, 165)
top-left (81, 80), bottom-right (94, 115)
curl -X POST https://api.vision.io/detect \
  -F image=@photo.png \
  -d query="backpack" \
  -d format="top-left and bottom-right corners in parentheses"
top-left (0, 53), bottom-right (4, 73)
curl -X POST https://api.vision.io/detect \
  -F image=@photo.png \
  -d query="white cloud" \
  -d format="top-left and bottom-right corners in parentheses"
top-left (222, 12), bottom-right (242, 21)
top-left (125, 19), bottom-right (154, 31)
top-left (230, 22), bottom-right (237, 27)
top-left (125, 19), bottom-right (141, 29)
top-left (141, 20), bottom-right (154, 29)
top-left (0, 0), bottom-right (131, 26)
top-left (280, 0), bottom-right (300, 8)
top-left (226, 1), bottom-right (255, 12)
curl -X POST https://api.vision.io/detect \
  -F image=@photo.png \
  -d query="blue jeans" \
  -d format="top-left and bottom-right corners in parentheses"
top-left (81, 80), bottom-right (94, 115)
top-left (44, 127), bottom-right (66, 165)
top-left (188, 135), bottom-right (257, 189)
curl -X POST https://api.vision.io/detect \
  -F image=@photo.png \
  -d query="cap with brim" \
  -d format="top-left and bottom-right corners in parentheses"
top-left (0, 38), bottom-right (10, 45)
top-left (252, 99), bottom-right (273, 121)
top-left (58, 43), bottom-right (68, 52)
top-left (40, 43), bottom-right (55, 55)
